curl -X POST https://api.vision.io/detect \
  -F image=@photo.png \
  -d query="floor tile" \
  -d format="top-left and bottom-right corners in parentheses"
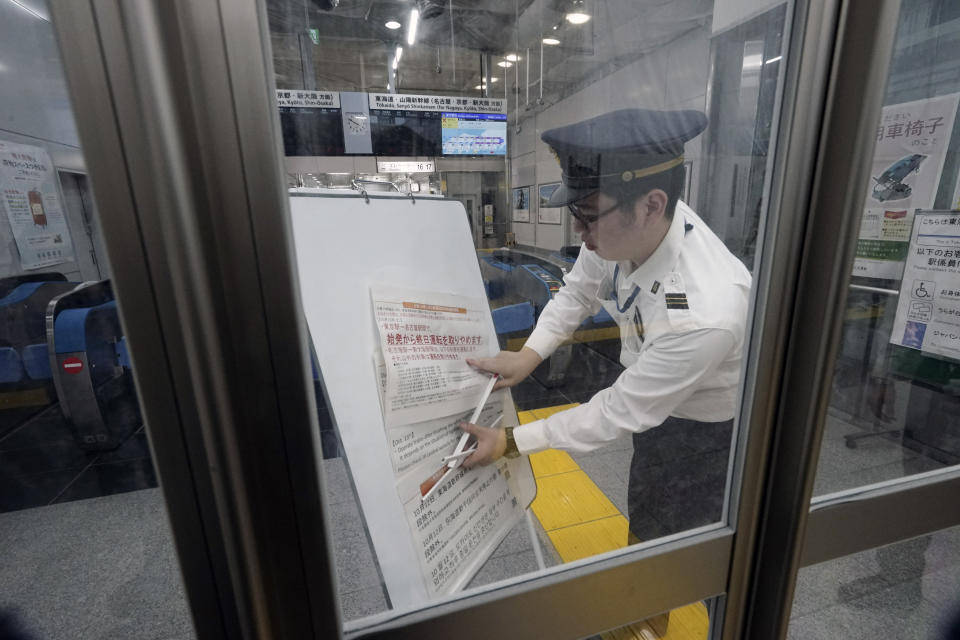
top-left (339, 584), bottom-right (389, 621)
top-left (570, 448), bottom-right (633, 516)
top-left (529, 449), bottom-right (579, 477)
top-left (546, 515), bottom-right (629, 561)
top-left (467, 548), bottom-right (541, 588)
top-left (0, 403), bottom-right (73, 451)
top-left (96, 430), bottom-right (152, 464)
top-left (51, 457), bottom-right (157, 504)
top-left (531, 470), bottom-right (620, 530)
top-left (0, 465), bottom-right (89, 512)
top-left (530, 402), bottom-right (580, 420)
top-left (0, 439), bottom-right (92, 476)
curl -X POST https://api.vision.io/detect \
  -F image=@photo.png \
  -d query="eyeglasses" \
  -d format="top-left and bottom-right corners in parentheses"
top-left (567, 199), bottom-right (621, 227)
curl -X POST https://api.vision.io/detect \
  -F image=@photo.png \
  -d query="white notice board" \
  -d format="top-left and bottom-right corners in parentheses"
top-left (289, 190), bottom-right (536, 608)
top-left (890, 210), bottom-right (960, 361)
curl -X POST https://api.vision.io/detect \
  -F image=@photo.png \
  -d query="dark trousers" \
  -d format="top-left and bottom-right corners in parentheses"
top-left (627, 416), bottom-right (734, 542)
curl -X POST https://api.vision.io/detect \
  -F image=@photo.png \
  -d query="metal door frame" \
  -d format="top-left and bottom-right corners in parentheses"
top-left (47, 0), bottom-right (960, 638)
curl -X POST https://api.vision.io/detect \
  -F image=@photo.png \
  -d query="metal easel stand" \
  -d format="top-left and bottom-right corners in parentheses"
top-left (842, 282), bottom-right (903, 448)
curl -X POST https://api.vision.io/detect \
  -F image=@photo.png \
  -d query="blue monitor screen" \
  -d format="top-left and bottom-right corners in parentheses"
top-left (441, 112), bottom-right (507, 155)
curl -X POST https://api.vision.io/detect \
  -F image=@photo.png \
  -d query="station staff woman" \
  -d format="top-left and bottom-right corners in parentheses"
top-left (461, 108), bottom-right (752, 541)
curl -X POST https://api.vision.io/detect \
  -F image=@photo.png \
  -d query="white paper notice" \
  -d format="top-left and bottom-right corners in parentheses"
top-left (891, 212), bottom-right (960, 361)
top-left (387, 396), bottom-right (502, 478)
top-left (853, 93), bottom-right (960, 280)
top-left (400, 457), bottom-right (523, 596)
top-left (0, 141), bottom-right (75, 270)
top-left (372, 285), bottom-right (494, 428)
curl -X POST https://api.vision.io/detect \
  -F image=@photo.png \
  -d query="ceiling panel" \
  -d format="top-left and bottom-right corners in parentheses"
top-left (268, 0), bottom-right (712, 110)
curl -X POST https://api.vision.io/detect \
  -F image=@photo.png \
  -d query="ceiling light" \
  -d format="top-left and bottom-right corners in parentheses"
top-left (406, 8), bottom-right (419, 45)
top-left (474, 85), bottom-right (484, 90)
top-left (565, 0), bottom-right (591, 24)
top-left (497, 60), bottom-right (513, 68)
top-left (542, 37), bottom-right (560, 45)
top-left (505, 54), bottom-right (520, 62)
top-left (394, 45), bottom-right (403, 68)
top-left (385, 20), bottom-right (401, 29)
top-left (742, 53), bottom-right (763, 71)
top-left (8, 0), bottom-right (48, 21)
top-left (764, 55), bottom-right (782, 65)
top-left (490, 77), bottom-right (499, 82)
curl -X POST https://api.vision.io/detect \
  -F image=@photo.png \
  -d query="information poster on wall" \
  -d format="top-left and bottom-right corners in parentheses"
top-left (371, 283), bottom-right (528, 596)
top-left (890, 211), bottom-right (960, 362)
top-left (853, 93), bottom-right (960, 280)
top-left (512, 186), bottom-right (530, 222)
top-left (0, 141), bottom-right (75, 270)
top-left (538, 183), bottom-right (563, 225)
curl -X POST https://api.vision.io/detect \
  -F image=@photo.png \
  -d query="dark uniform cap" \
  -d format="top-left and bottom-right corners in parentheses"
top-left (541, 108), bottom-right (708, 207)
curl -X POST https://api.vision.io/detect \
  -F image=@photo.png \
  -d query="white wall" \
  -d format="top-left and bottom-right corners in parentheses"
top-left (713, 0), bottom-right (785, 34)
top-left (509, 24), bottom-right (712, 252)
top-left (0, 0), bottom-right (100, 281)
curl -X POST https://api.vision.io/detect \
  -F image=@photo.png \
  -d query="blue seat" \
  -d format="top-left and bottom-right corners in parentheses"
top-left (21, 344), bottom-right (51, 380)
top-left (115, 337), bottom-right (132, 369)
top-left (481, 255), bottom-right (514, 272)
top-left (0, 279), bottom-right (76, 352)
top-left (0, 347), bottom-right (25, 384)
top-left (0, 282), bottom-right (47, 306)
top-left (484, 279), bottom-right (505, 300)
top-left (492, 302), bottom-right (535, 335)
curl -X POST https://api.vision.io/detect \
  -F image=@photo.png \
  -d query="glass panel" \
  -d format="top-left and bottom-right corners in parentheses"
top-left (0, 3), bottom-right (194, 638)
top-left (584, 598), bottom-right (717, 640)
top-left (815, 0), bottom-right (960, 496)
top-left (789, 525), bottom-right (960, 639)
top-left (273, 0), bottom-right (791, 630)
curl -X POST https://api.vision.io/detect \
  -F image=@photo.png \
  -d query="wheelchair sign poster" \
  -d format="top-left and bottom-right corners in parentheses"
top-left (853, 93), bottom-right (960, 280)
top-left (891, 211), bottom-right (960, 361)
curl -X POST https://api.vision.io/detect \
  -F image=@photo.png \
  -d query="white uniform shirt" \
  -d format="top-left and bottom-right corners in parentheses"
top-left (514, 201), bottom-right (752, 454)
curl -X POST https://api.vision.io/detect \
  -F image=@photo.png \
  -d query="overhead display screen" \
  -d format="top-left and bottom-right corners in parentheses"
top-left (369, 110), bottom-right (442, 156)
top-left (279, 107), bottom-right (346, 156)
top-left (441, 112), bottom-right (507, 156)
top-left (275, 91), bottom-right (509, 158)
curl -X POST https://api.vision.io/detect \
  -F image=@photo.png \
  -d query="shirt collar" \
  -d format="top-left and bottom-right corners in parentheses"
top-left (618, 201), bottom-right (688, 292)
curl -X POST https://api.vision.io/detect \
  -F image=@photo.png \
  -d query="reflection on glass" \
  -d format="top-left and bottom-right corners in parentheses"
top-left (273, 0), bottom-right (787, 628)
top-left (582, 603), bottom-right (710, 640)
top-left (816, 0), bottom-right (960, 496)
top-left (789, 526), bottom-right (960, 639)
top-left (0, 1), bottom-right (193, 638)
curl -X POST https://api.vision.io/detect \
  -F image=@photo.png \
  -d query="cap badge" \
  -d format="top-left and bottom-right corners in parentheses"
top-left (621, 170), bottom-right (634, 182)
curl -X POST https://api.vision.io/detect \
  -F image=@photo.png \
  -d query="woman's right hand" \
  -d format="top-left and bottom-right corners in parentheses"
top-left (466, 347), bottom-right (543, 389)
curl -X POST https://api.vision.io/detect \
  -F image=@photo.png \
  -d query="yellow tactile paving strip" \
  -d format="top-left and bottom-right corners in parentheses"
top-left (518, 404), bottom-right (708, 640)
top-left (0, 387), bottom-right (53, 409)
top-left (505, 326), bottom-right (621, 351)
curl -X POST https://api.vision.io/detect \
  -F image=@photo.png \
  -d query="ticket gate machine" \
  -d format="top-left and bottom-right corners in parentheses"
top-left (46, 280), bottom-right (140, 450)
top-left (513, 264), bottom-right (573, 388)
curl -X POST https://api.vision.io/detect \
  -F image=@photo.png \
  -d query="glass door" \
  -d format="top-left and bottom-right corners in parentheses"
top-left (785, 1), bottom-right (960, 636)
top-left (41, 0), bottom-right (950, 638)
